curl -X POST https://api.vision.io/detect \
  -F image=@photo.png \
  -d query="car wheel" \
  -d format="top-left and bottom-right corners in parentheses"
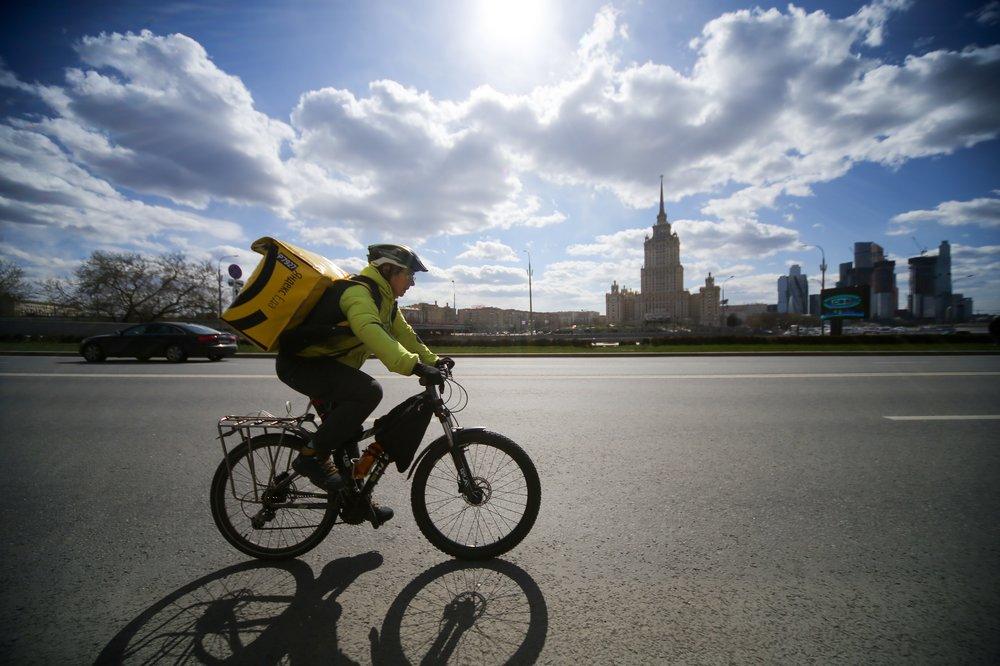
top-left (165, 345), bottom-right (188, 363)
top-left (208, 352), bottom-right (224, 362)
top-left (82, 344), bottom-right (106, 363)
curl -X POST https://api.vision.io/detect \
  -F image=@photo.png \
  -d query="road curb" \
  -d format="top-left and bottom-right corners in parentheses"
top-left (3, 349), bottom-right (998, 358)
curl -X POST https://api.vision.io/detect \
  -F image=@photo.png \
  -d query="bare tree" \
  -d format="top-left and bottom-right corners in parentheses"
top-left (0, 258), bottom-right (32, 302)
top-left (44, 251), bottom-right (216, 322)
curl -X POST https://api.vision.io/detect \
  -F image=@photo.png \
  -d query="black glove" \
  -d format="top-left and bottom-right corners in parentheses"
top-left (435, 356), bottom-right (455, 371)
top-left (412, 362), bottom-right (444, 387)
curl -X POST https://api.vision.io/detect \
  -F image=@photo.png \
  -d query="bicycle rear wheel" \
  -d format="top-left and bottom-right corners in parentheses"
top-left (210, 433), bottom-right (338, 560)
top-left (411, 430), bottom-right (541, 560)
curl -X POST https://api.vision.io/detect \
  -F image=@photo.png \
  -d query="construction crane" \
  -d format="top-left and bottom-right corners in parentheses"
top-left (911, 236), bottom-right (927, 256)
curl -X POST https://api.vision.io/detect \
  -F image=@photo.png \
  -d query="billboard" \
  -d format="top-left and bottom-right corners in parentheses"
top-left (820, 287), bottom-right (869, 320)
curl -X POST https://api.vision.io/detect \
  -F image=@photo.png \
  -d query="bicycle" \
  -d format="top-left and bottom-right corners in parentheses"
top-left (210, 368), bottom-right (541, 561)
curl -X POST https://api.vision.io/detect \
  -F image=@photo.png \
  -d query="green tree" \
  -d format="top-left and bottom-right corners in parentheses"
top-left (44, 251), bottom-right (216, 322)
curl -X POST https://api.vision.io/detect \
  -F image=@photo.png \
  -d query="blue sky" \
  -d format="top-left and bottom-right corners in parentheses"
top-left (1, 0), bottom-right (998, 313)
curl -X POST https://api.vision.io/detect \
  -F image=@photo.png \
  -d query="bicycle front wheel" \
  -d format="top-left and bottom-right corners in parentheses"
top-left (210, 433), bottom-right (338, 560)
top-left (411, 430), bottom-right (541, 560)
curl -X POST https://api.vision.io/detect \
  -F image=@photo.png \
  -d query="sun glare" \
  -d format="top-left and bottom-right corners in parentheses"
top-left (475, 0), bottom-right (551, 56)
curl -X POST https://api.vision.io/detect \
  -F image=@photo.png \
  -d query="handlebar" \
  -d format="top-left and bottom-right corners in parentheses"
top-left (417, 365), bottom-right (452, 388)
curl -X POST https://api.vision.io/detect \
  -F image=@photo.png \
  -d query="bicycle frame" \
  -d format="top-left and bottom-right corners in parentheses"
top-left (216, 371), bottom-right (480, 511)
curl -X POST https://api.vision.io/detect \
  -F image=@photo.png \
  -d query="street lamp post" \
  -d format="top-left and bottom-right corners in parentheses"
top-left (802, 243), bottom-right (827, 334)
top-left (451, 279), bottom-right (457, 325)
top-left (217, 254), bottom-right (238, 318)
top-left (801, 243), bottom-right (827, 291)
top-left (523, 250), bottom-right (533, 335)
top-left (721, 275), bottom-right (735, 327)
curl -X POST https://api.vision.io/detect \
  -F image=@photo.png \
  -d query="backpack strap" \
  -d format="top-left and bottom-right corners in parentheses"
top-left (277, 275), bottom-right (395, 356)
top-left (351, 274), bottom-right (398, 324)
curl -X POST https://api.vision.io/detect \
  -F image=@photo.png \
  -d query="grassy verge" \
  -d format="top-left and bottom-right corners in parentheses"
top-left (3, 341), bottom-right (996, 354)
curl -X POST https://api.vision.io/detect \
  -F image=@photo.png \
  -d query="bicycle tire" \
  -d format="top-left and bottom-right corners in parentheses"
top-left (375, 558), bottom-right (548, 664)
top-left (210, 433), bottom-right (338, 560)
top-left (410, 430), bottom-right (541, 560)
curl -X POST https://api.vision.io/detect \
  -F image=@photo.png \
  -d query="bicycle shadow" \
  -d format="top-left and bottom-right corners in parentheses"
top-left (95, 551), bottom-right (383, 665)
top-left (96, 556), bottom-right (547, 665)
top-left (370, 559), bottom-right (548, 665)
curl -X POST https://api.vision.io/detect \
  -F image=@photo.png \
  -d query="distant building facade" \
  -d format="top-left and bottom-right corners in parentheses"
top-left (455, 306), bottom-right (602, 333)
top-left (640, 178), bottom-right (689, 322)
top-left (777, 264), bottom-right (808, 314)
top-left (400, 301), bottom-right (456, 326)
top-left (837, 241), bottom-right (898, 320)
top-left (689, 274), bottom-right (721, 326)
top-left (906, 240), bottom-right (970, 321)
top-left (605, 281), bottom-right (640, 325)
top-left (808, 293), bottom-right (821, 316)
top-left (606, 178), bottom-right (719, 326)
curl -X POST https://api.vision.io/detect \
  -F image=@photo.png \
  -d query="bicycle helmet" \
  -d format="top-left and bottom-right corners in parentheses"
top-left (367, 244), bottom-right (428, 273)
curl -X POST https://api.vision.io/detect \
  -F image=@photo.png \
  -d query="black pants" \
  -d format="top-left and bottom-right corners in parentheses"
top-left (275, 354), bottom-right (383, 455)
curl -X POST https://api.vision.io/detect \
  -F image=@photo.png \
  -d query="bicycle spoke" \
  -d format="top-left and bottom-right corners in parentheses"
top-left (219, 440), bottom-right (331, 554)
top-left (422, 446), bottom-right (526, 547)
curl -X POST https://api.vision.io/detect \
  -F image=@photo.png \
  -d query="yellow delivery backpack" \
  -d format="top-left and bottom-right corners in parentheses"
top-left (222, 237), bottom-right (349, 351)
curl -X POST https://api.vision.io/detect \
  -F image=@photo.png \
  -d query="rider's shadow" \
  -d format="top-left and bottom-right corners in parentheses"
top-left (97, 556), bottom-right (548, 665)
top-left (95, 552), bottom-right (383, 665)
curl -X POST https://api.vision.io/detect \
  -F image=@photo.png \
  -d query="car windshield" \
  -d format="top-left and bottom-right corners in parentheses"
top-left (178, 323), bottom-right (220, 334)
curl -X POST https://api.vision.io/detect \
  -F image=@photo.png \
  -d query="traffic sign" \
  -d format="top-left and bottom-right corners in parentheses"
top-left (228, 264), bottom-right (242, 280)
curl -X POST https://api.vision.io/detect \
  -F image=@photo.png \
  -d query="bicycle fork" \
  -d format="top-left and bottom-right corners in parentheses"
top-left (438, 413), bottom-right (484, 505)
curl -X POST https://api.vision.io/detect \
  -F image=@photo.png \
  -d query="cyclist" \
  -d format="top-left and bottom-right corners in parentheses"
top-left (275, 243), bottom-right (455, 526)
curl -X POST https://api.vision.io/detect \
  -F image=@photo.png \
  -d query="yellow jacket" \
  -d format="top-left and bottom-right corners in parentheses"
top-left (297, 265), bottom-right (439, 374)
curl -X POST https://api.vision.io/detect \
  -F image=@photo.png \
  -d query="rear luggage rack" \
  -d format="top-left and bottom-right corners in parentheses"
top-left (217, 411), bottom-right (316, 500)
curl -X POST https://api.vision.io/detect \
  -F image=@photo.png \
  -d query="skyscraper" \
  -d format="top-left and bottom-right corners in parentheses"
top-left (838, 241), bottom-right (896, 320)
top-left (934, 240), bottom-right (951, 321)
top-left (908, 255), bottom-right (936, 318)
top-left (640, 177), bottom-right (688, 322)
top-left (908, 240), bottom-right (955, 321)
top-left (870, 258), bottom-right (898, 319)
top-left (777, 264), bottom-right (808, 314)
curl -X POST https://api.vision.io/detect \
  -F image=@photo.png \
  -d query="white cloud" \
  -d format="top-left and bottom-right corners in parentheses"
top-left (577, 5), bottom-right (623, 61)
top-left (566, 227), bottom-right (647, 259)
top-left (889, 195), bottom-right (1000, 234)
top-left (0, 125), bottom-right (243, 252)
top-left (16, 31), bottom-right (293, 210)
top-left (1, 4), bottom-right (998, 309)
top-left (463, 2), bottom-right (999, 220)
top-left (456, 239), bottom-right (520, 262)
top-left (287, 81), bottom-right (565, 244)
top-left (719, 272), bottom-right (785, 305)
top-left (950, 243), bottom-right (1000, 312)
top-left (5, 4), bottom-right (997, 242)
top-left (446, 264), bottom-right (526, 286)
top-left (672, 218), bottom-right (800, 260)
top-left (972, 1), bottom-right (1000, 25)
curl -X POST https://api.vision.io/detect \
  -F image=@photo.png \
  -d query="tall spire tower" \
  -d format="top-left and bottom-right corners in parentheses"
top-left (642, 176), bottom-right (686, 322)
top-left (656, 174), bottom-right (667, 226)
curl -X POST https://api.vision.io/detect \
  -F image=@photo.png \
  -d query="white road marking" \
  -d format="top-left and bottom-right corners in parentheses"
top-left (884, 415), bottom-right (1000, 421)
top-left (1, 371), bottom-right (999, 380)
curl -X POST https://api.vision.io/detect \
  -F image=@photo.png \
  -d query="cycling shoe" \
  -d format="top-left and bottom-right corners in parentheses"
top-left (291, 453), bottom-right (345, 492)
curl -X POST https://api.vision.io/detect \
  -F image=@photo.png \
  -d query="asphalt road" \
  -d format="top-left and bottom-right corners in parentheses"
top-left (1, 354), bottom-right (999, 664)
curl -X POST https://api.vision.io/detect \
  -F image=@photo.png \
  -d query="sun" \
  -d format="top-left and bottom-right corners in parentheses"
top-left (474, 0), bottom-right (551, 57)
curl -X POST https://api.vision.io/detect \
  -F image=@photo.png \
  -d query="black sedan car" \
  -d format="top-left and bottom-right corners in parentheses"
top-left (79, 322), bottom-right (238, 362)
